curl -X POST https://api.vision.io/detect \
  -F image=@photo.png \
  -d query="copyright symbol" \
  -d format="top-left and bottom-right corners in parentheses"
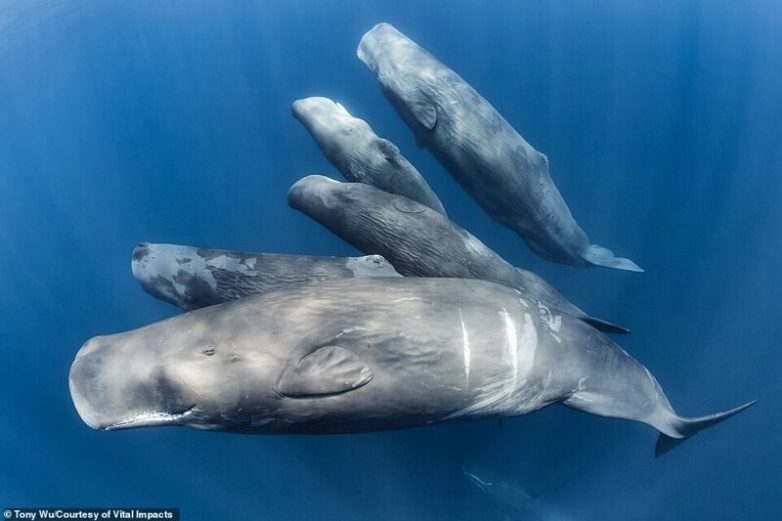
top-left (4, 510), bottom-right (12, 519)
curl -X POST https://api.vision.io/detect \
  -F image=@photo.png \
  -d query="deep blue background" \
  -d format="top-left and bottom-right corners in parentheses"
top-left (1, 1), bottom-right (780, 519)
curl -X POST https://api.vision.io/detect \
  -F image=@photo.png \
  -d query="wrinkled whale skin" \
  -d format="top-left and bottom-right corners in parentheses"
top-left (288, 175), bottom-right (629, 334)
top-left (70, 277), bottom-right (752, 457)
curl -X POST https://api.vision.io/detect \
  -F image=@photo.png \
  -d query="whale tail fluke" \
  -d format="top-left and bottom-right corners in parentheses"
top-left (584, 244), bottom-right (643, 272)
top-left (655, 400), bottom-right (757, 457)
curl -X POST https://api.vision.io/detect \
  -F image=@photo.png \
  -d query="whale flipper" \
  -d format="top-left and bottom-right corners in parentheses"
top-left (584, 244), bottom-right (643, 272)
top-left (655, 400), bottom-right (757, 457)
top-left (279, 346), bottom-right (374, 398)
top-left (377, 138), bottom-right (401, 162)
top-left (580, 316), bottom-right (631, 335)
top-left (402, 88), bottom-right (437, 130)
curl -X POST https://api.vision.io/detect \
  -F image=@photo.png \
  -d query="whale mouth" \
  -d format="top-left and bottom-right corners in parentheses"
top-left (101, 405), bottom-right (197, 431)
top-left (69, 335), bottom-right (200, 432)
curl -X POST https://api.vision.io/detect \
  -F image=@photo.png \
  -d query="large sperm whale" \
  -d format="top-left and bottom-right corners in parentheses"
top-left (292, 96), bottom-right (446, 215)
top-left (288, 174), bottom-right (628, 334)
top-left (357, 23), bottom-right (642, 272)
top-left (69, 277), bottom-right (753, 456)
top-left (131, 242), bottom-right (400, 311)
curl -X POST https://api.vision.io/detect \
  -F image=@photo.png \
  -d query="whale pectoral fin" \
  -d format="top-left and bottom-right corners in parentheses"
top-left (377, 138), bottom-right (401, 164)
top-left (580, 316), bottom-right (631, 335)
top-left (278, 345), bottom-right (374, 398)
top-left (584, 244), bottom-right (643, 273)
top-left (401, 88), bottom-right (437, 130)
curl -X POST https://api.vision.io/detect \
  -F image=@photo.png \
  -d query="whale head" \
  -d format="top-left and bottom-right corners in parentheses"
top-left (131, 242), bottom-right (224, 311)
top-left (68, 304), bottom-right (282, 431)
top-left (357, 23), bottom-right (440, 135)
top-left (292, 97), bottom-right (374, 162)
top-left (287, 174), bottom-right (351, 223)
top-left (357, 22), bottom-right (414, 76)
top-left (292, 97), bottom-right (354, 135)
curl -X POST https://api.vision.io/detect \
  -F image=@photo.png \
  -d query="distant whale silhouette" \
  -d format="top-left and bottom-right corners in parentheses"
top-left (463, 466), bottom-right (552, 521)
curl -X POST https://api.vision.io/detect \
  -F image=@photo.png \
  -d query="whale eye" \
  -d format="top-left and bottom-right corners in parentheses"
top-left (201, 346), bottom-right (216, 356)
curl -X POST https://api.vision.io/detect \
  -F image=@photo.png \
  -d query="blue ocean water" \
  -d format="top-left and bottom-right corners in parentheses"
top-left (1, 1), bottom-right (780, 519)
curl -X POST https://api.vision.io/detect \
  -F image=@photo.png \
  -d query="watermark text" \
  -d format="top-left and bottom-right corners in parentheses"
top-left (3, 509), bottom-right (179, 521)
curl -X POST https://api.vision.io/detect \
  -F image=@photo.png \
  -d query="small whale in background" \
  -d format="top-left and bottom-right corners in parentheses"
top-left (357, 23), bottom-right (642, 272)
top-left (288, 174), bottom-right (629, 335)
top-left (69, 277), bottom-right (753, 458)
top-left (292, 96), bottom-right (447, 215)
top-left (131, 242), bottom-right (400, 311)
top-left (463, 466), bottom-right (552, 521)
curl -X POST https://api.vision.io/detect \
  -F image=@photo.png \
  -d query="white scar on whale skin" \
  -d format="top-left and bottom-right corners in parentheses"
top-left (537, 301), bottom-right (562, 343)
top-left (392, 297), bottom-right (421, 303)
top-left (518, 312), bottom-right (538, 382)
top-left (103, 408), bottom-right (195, 430)
top-left (500, 308), bottom-right (518, 386)
top-left (459, 308), bottom-right (471, 383)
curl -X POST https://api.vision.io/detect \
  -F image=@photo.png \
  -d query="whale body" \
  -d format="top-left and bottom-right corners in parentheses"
top-left (288, 174), bottom-right (629, 334)
top-left (69, 277), bottom-right (752, 456)
top-left (131, 242), bottom-right (400, 311)
top-left (292, 96), bottom-right (446, 215)
top-left (357, 23), bottom-right (642, 272)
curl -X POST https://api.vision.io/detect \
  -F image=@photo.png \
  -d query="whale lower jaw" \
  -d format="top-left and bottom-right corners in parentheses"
top-left (101, 406), bottom-right (196, 431)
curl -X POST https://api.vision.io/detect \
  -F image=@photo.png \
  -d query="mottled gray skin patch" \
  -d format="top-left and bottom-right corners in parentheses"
top-left (357, 23), bottom-right (642, 272)
top-left (132, 242), bottom-right (400, 311)
top-left (292, 96), bottom-right (447, 215)
top-left (288, 175), bottom-right (629, 334)
top-left (345, 255), bottom-right (400, 278)
top-left (69, 277), bottom-right (752, 455)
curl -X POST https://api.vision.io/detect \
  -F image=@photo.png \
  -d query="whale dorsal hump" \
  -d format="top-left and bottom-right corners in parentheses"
top-left (278, 345), bottom-right (374, 398)
top-left (402, 88), bottom-right (437, 130)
